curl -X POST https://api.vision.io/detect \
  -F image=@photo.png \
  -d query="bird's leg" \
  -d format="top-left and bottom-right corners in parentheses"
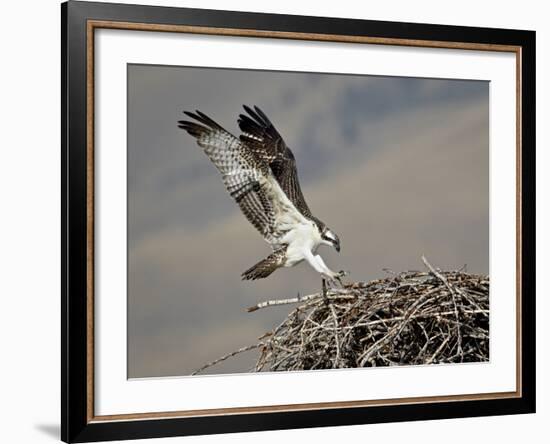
top-left (315, 255), bottom-right (346, 288)
top-left (321, 277), bottom-right (328, 301)
top-left (304, 250), bottom-right (342, 292)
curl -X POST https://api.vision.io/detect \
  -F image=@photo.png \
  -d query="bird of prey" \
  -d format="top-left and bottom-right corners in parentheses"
top-left (178, 105), bottom-right (345, 285)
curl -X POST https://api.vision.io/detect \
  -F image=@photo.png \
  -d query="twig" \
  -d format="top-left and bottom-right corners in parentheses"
top-left (191, 344), bottom-right (263, 375)
top-left (357, 287), bottom-right (440, 366)
top-left (422, 255), bottom-right (463, 358)
top-left (329, 304), bottom-right (342, 367)
top-left (425, 336), bottom-right (451, 364)
top-left (246, 290), bottom-right (354, 312)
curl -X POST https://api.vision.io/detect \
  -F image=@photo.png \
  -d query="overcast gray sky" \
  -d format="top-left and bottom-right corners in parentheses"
top-left (127, 64), bottom-right (489, 378)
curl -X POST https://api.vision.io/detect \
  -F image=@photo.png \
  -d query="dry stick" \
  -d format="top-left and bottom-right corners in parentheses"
top-left (421, 256), bottom-right (463, 358)
top-left (329, 304), bottom-right (342, 368)
top-left (298, 309), bottom-right (488, 334)
top-left (191, 343), bottom-right (263, 375)
top-left (425, 336), bottom-right (451, 364)
top-left (357, 287), bottom-right (441, 366)
top-left (246, 290), bottom-right (354, 312)
top-left (247, 293), bottom-right (313, 312)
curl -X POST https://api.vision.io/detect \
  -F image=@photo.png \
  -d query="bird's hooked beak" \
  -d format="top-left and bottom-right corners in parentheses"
top-left (322, 229), bottom-right (340, 252)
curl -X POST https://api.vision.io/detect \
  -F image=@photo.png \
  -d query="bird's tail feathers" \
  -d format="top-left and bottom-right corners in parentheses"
top-left (241, 248), bottom-right (286, 281)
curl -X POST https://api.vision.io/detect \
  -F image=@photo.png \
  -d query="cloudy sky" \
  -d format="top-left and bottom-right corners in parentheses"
top-left (127, 64), bottom-right (489, 378)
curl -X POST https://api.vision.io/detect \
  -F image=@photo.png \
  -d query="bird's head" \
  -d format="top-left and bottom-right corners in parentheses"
top-left (321, 227), bottom-right (341, 253)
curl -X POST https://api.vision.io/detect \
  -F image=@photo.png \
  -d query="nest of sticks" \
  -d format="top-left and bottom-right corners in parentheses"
top-left (192, 257), bottom-right (489, 375)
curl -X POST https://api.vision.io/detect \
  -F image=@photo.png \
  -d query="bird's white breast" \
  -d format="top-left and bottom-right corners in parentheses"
top-left (282, 221), bottom-right (322, 267)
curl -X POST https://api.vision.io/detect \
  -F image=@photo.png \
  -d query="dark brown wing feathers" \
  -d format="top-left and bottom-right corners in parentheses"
top-left (238, 105), bottom-right (315, 221)
top-left (178, 110), bottom-right (275, 239)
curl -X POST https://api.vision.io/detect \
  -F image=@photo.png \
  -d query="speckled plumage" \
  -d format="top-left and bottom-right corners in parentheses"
top-left (178, 106), bottom-right (341, 282)
top-left (238, 105), bottom-right (324, 230)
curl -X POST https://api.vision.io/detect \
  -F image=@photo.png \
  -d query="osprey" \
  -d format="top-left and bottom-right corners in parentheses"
top-left (178, 105), bottom-right (345, 285)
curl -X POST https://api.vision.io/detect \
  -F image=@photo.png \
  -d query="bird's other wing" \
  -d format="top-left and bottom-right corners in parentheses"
top-left (178, 110), bottom-right (281, 241)
top-left (238, 105), bottom-right (314, 220)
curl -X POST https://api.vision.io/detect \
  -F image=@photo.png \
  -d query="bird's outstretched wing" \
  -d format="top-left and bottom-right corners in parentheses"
top-left (238, 105), bottom-right (314, 221)
top-left (178, 110), bottom-right (302, 242)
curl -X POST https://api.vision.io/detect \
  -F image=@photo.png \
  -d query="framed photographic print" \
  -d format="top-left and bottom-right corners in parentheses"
top-left (61, 1), bottom-right (536, 442)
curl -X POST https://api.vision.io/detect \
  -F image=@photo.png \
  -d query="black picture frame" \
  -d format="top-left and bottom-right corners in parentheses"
top-left (62, 1), bottom-right (536, 442)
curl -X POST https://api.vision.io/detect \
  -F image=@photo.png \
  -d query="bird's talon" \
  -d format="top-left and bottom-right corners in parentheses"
top-left (333, 270), bottom-right (348, 287)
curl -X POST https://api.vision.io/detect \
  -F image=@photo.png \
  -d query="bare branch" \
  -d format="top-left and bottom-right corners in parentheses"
top-left (191, 344), bottom-right (263, 375)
